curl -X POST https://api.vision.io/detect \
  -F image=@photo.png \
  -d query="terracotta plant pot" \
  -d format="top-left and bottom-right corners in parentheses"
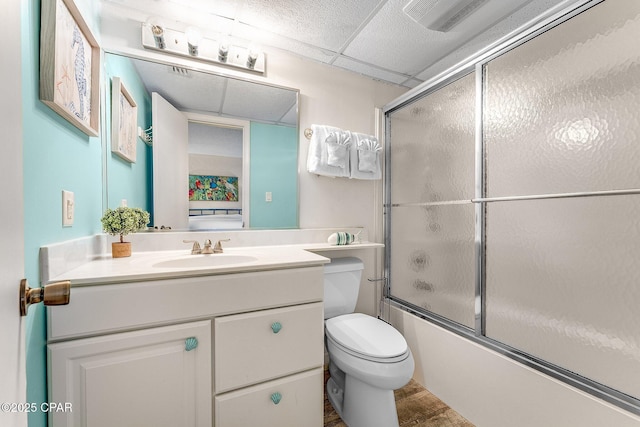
top-left (112, 242), bottom-right (132, 258)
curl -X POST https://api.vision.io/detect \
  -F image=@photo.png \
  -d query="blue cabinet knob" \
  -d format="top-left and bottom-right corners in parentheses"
top-left (271, 322), bottom-right (282, 334)
top-left (270, 392), bottom-right (282, 405)
top-left (185, 337), bottom-right (198, 351)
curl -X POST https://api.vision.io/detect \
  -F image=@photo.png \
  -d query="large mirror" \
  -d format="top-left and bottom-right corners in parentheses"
top-left (103, 52), bottom-right (299, 230)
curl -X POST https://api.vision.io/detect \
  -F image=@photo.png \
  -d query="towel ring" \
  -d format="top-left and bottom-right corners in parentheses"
top-left (304, 128), bottom-right (313, 140)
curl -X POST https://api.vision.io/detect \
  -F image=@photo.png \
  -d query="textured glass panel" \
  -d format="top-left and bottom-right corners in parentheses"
top-left (389, 203), bottom-right (475, 328)
top-left (485, 195), bottom-right (640, 399)
top-left (484, 0), bottom-right (640, 197)
top-left (389, 72), bottom-right (475, 203)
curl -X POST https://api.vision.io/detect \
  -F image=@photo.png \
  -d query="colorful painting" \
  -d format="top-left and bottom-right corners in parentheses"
top-left (189, 176), bottom-right (239, 201)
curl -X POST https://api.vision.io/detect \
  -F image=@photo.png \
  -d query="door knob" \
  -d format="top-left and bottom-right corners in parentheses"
top-left (20, 279), bottom-right (71, 316)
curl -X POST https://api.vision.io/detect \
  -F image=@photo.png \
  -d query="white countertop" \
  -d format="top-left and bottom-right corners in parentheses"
top-left (50, 242), bottom-right (383, 286)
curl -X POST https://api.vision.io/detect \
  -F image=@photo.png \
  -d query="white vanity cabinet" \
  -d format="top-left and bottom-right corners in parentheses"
top-left (48, 321), bottom-right (212, 427)
top-left (47, 265), bottom-right (325, 427)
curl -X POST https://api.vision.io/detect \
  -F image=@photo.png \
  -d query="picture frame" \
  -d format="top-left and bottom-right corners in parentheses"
top-left (39, 0), bottom-right (100, 137)
top-left (189, 175), bottom-right (239, 202)
top-left (111, 77), bottom-right (138, 163)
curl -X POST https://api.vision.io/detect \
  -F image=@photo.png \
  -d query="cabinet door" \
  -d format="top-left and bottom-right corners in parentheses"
top-left (215, 368), bottom-right (323, 427)
top-left (215, 302), bottom-right (324, 392)
top-left (48, 321), bottom-right (211, 427)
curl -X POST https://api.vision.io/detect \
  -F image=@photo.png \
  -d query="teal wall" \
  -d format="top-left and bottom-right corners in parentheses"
top-left (249, 123), bottom-right (298, 228)
top-left (104, 53), bottom-right (153, 214)
top-left (22, 0), bottom-right (101, 425)
top-left (21, 3), bottom-right (152, 427)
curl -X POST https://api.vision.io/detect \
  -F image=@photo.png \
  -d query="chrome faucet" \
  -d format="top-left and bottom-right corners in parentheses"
top-left (185, 238), bottom-right (230, 254)
top-left (183, 240), bottom-right (202, 255)
top-left (213, 239), bottom-right (230, 253)
top-left (202, 239), bottom-right (214, 254)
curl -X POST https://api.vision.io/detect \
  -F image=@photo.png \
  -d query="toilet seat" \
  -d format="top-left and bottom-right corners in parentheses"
top-left (325, 313), bottom-right (409, 363)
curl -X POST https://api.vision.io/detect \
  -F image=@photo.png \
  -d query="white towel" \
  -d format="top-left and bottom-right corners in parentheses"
top-left (350, 132), bottom-right (382, 180)
top-left (306, 124), bottom-right (351, 177)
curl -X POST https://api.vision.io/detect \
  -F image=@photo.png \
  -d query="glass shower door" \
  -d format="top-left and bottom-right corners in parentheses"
top-left (386, 72), bottom-right (477, 329)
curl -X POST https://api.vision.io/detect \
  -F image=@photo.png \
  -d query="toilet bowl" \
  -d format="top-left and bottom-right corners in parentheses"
top-left (323, 258), bottom-right (414, 427)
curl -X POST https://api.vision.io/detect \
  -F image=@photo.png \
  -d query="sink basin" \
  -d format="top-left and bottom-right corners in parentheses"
top-left (152, 254), bottom-right (258, 269)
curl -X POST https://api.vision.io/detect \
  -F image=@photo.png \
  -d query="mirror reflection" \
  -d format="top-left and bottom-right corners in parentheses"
top-left (103, 52), bottom-right (299, 230)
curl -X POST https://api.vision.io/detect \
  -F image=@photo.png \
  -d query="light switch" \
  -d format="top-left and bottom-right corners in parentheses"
top-left (265, 191), bottom-right (272, 202)
top-left (62, 190), bottom-right (74, 227)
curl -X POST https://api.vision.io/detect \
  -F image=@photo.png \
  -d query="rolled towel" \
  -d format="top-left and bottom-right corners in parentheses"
top-left (327, 230), bottom-right (362, 245)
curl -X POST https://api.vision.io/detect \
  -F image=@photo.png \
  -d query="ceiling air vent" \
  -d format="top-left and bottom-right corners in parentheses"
top-left (403, 0), bottom-right (489, 32)
top-left (168, 66), bottom-right (190, 77)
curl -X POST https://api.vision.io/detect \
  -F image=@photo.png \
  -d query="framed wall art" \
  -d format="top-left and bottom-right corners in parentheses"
top-left (40, 0), bottom-right (100, 137)
top-left (189, 175), bottom-right (239, 202)
top-left (111, 77), bottom-right (138, 162)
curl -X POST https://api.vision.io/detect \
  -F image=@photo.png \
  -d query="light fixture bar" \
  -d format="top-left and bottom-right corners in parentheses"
top-left (141, 24), bottom-right (266, 74)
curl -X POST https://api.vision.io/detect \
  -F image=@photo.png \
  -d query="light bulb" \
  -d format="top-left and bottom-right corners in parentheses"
top-left (246, 43), bottom-right (261, 68)
top-left (146, 17), bottom-right (166, 49)
top-left (218, 37), bottom-right (230, 62)
top-left (185, 27), bottom-right (202, 56)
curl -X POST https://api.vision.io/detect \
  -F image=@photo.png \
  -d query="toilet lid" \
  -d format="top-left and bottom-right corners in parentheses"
top-left (325, 313), bottom-right (408, 359)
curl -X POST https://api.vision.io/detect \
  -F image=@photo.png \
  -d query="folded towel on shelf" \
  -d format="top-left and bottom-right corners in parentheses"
top-left (350, 132), bottom-right (382, 180)
top-left (306, 124), bottom-right (351, 177)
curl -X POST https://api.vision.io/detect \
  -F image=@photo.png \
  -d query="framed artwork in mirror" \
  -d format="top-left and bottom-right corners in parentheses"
top-left (111, 77), bottom-right (138, 162)
top-left (39, 0), bottom-right (100, 137)
top-left (189, 175), bottom-right (239, 202)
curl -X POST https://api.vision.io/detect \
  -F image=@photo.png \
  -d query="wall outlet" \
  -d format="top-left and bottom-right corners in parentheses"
top-left (62, 190), bottom-right (74, 227)
top-left (265, 191), bottom-right (272, 202)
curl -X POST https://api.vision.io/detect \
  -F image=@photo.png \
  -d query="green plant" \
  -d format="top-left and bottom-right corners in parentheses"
top-left (101, 207), bottom-right (150, 243)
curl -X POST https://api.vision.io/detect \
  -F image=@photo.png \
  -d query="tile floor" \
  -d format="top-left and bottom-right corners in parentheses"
top-left (323, 373), bottom-right (475, 427)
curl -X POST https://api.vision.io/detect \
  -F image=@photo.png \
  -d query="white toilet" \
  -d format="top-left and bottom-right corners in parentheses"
top-left (323, 257), bottom-right (414, 427)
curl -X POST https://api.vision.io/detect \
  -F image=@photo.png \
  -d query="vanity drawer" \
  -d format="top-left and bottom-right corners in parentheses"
top-left (214, 302), bottom-right (324, 392)
top-left (214, 368), bottom-right (323, 427)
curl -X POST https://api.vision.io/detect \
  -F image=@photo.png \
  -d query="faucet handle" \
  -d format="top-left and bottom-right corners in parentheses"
top-left (213, 239), bottom-right (231, 253)
top-left (183, 240), bottom-right (202, 255)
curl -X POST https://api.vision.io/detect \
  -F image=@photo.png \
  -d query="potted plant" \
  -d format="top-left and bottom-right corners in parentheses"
top-left (101, 207), bottom-right (150, 258)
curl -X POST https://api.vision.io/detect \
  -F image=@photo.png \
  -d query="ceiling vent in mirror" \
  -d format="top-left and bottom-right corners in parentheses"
top-left (403, 0), bottom-right (490, 32)
top-left (169, 66), bottom-right (190, 77)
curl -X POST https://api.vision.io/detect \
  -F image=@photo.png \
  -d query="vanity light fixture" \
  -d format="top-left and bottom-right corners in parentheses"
top-left (141, 24), bottom-right (266, 74)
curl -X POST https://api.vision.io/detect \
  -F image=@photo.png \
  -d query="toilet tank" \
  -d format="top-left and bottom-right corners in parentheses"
top-left (323, 257), bottom-right (364, 319)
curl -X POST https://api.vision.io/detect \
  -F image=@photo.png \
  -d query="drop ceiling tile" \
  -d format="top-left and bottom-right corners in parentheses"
top-left (236, 0), bottom-right (382, 51)
top-left (132, 58), bottom-right (227, 113)
top-left (332, 56), bottom-right (411, 85)
top-left (402, 78), bottom-right (425, 89)
top-left (344, 0), bottom-right (535, 77)
top-left (232, 23), bottom-right (338, 63)
top-left (342, 0), bottom-right (459, 76)
top-left (279, 104), bottom-right (298, 127)
top-left (168, 0), bottom-right (240, 20)
top-left (413, 0), bottom-right (574, 82)
top-left (222, 78), bottom-right (299, 123)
